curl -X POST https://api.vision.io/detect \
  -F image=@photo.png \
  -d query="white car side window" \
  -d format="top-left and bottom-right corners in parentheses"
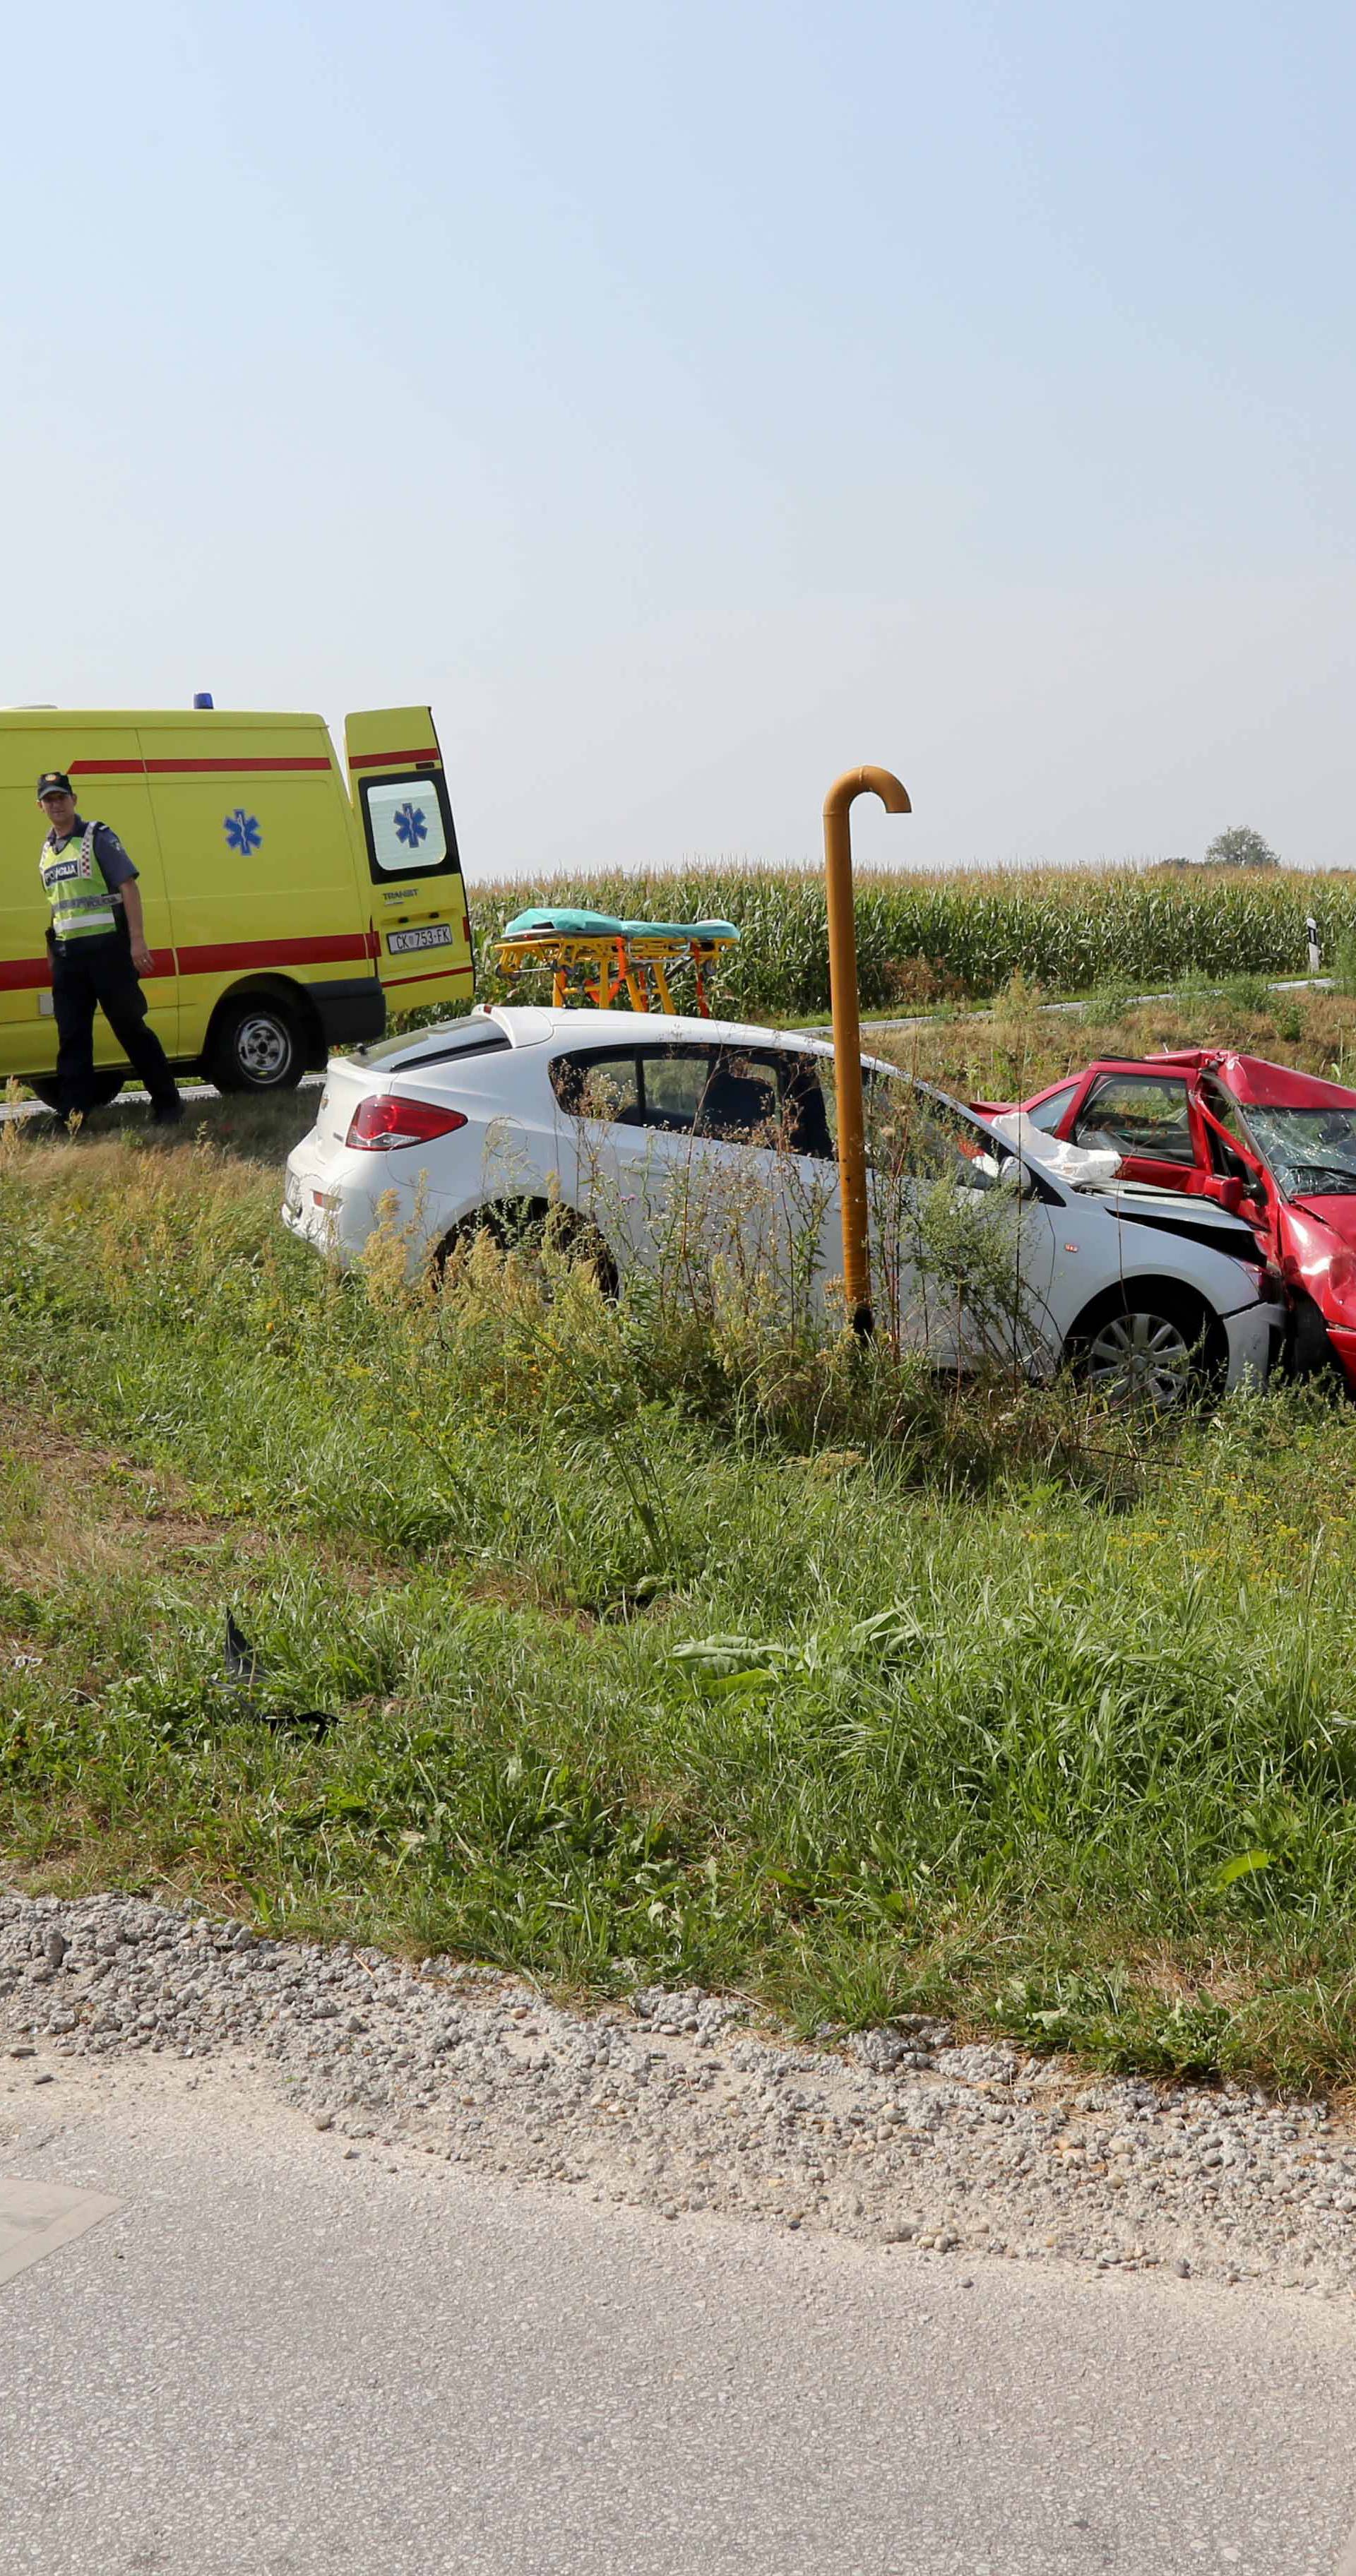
top-left (549, 1051), bottom-right (643, 1125)
top-left (643, 1051), bottom-right (714, 1133)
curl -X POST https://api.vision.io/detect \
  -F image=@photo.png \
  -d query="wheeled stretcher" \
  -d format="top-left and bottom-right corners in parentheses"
top-left (494, 907), bottom-right (740, 1015)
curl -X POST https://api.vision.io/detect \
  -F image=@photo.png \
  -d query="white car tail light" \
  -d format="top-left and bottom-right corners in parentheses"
top-left (345, 1096), bottom-right (469, 1151)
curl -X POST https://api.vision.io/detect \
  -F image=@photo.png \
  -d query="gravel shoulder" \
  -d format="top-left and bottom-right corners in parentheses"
top-left (4, 1889), bottom-right (1355, 2303)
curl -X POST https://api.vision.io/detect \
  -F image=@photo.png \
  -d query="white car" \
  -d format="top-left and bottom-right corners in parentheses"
top-left (282, 1006), bottom-right (1286, 1402)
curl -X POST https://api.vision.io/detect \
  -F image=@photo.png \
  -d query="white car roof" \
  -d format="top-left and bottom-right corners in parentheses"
top-left (482, 1003), bottom-right (861, 1065)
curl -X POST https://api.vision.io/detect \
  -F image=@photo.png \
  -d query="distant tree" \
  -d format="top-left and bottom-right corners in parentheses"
top-left (1205, 824), bottom-right (1279, 869)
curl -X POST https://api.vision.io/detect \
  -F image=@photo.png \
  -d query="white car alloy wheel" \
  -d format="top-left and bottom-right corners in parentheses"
top-left (1081, 1306), bottom-right (1201, 1407)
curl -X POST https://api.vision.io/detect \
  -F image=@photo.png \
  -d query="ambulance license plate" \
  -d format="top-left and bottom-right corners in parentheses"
top-left (387, 924), bottom-right (454, 954)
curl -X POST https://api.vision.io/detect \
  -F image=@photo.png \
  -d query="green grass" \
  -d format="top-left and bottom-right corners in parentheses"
top-left (13, 1086), bottom-right (322, 1163)
top-left (873, 973), bottom-right (1356, 1113)
top-left (4, 1109), bottom-right (1356, 2093)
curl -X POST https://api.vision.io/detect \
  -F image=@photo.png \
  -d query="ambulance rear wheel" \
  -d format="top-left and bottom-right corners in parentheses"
top-left (30, 1072), bottom-right (125, 1113)
top-left (206, 996), bottom-right (304, 1093)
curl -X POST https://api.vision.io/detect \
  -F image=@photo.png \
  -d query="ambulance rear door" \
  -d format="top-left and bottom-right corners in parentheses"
top-left (345, 708), bottom-right (474, 1015)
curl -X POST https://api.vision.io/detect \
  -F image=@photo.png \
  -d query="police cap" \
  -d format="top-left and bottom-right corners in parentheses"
top-left (37, 771), bottom-right (73, 801)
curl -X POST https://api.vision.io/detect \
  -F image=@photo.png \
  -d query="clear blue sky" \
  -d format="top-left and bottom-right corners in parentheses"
top-left (4, 1), bottom-right (1352, 875)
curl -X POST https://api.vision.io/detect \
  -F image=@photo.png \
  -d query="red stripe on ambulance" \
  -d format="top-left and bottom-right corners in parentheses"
top-left (0, 933), bottom-right (380, 992)
top-left (379, 961), bottom-right (474, 991)
top-left (68, 756), bottom-right (333, 777)
top-left (347, 747), bottom-right (441, 770)
top-left (148, 757), bottom-right (333, 775)
top-left (176, 932), bottom-right (379, 973)
top-left (0, 953), bottom-right (177, 991)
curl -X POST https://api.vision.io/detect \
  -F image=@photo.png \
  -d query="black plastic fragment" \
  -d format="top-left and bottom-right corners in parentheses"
top-left (224, 1610), bottom-right (258, 1689)
top-left (221, 1613), bottom-right (336, 1738)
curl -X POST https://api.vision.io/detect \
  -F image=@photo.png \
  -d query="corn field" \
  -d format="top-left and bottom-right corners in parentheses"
top-left (468, 865), bottom-right (1356, 1019)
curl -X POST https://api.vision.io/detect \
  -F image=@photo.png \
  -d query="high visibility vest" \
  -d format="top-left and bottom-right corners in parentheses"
top-left (40, 823), bottom-right (119, 944)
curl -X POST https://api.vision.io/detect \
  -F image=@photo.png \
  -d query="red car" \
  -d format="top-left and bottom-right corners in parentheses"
top-left (982, 1051), bottom-right (1356, 1390)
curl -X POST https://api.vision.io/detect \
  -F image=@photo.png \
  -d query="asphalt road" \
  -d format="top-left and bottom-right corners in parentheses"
top-left (1, 2062), bottom-right (1354, 2575)
top-left (0, 1075), bottom-right (323, 1124)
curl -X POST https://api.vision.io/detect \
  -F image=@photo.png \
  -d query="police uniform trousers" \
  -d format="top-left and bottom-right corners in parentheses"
top-left (51, 934), bottom-right (180, 1117)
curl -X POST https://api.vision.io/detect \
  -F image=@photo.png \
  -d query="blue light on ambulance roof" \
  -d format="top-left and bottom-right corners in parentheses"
top-left (193, 691), bottom-right (215, 710)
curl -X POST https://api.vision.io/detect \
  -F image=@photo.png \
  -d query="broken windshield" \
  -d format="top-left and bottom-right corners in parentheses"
top-left (1237, 1104), bottom-right (1356, 1197)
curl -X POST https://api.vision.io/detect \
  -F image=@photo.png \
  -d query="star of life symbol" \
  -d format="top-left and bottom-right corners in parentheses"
top-left (393, 801), bottom-right (427, 849)
top-left (224, 808), bottom-right (262, 855)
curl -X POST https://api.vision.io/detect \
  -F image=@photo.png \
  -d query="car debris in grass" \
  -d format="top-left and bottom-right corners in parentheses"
top-left (222, 1611), bottom-right (335, 1739)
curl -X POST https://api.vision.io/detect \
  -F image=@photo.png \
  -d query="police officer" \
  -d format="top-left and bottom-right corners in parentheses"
top-left (37, 772), bottom-right (182, 1124)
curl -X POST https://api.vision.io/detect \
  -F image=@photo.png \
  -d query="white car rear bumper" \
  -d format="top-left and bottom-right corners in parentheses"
top-left (282, 1136), bottom-right (387, 1263)
top-left (281, 1133), bottom-right (469, 1268)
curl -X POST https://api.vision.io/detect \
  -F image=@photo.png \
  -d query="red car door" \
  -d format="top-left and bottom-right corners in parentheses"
top-left (1194, 1073), bottom-right (1278, 1242)
top-left (1061, 1066), bottom-right (1206, 1191)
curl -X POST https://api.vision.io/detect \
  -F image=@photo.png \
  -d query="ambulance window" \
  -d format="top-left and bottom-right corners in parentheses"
top-left (365, 780), bottom-right (450, 874)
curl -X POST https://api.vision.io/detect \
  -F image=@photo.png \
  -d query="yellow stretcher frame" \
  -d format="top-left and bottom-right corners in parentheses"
top-left (494, 924), bottom-right (739, 1017)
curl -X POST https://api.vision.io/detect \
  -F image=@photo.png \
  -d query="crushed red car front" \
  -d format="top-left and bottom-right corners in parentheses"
top-left (994, 1049), bottom-right (1356, 1391)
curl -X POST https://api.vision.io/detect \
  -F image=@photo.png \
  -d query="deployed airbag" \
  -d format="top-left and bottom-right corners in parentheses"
top-left (987, 1109), bottom-right (1122, 1186)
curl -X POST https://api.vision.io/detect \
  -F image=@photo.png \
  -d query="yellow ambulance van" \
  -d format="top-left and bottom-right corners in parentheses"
top-left (0, 700), bottom-right (473, 1102)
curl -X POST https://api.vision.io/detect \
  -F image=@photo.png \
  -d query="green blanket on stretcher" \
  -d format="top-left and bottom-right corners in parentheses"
top-left (501, 907), bottom-right (739, 944)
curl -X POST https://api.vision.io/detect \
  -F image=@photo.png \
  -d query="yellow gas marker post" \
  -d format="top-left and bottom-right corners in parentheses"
top-left (823, 765), bottom-right (911, 1335)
